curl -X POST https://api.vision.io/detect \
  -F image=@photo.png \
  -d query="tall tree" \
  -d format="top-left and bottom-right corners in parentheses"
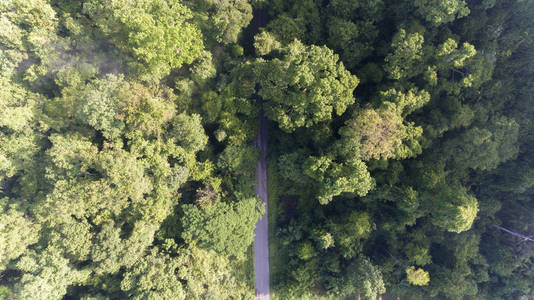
top-left (181, 197), bottom-right (264, 258)
top-left (255, 40), bottom-right (359, 132)
top-left (83, 0), bottom-right (204, 79)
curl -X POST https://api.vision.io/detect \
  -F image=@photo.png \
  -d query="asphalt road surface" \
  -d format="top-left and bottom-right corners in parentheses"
top-left (254, 108), bottom-right (270, 300)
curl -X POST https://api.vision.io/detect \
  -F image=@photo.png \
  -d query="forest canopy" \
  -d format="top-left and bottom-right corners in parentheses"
top-left (1, 0), bottom-right (534, 299)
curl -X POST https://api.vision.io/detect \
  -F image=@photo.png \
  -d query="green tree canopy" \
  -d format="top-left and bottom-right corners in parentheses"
top-left (121, 246), bottom-right (252, 299)
top-left (428, 185), bottom-right (479, 233)
top-left (303, 156), bottom-right (374, 205)
top-left (83, 0), bottom-right (204, 79)
top-left (385, 29), bottom-right (425, 80)
top-left (255, 40), bottom-right (359, 132)
top-left (13, 248), bottom-right (90, 300)
top-left (0, 200), bottom-right (40, 271)
top-left (406, 266), bottom-right (430, 286)
top-left (181, 197), bottom-right (264, 258)
top-left (414, 0), bottom-right (469, 25)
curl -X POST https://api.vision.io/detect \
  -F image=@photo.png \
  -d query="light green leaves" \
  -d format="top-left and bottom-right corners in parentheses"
top-left (121, 248), bottom-right (186, 300)
top-left (340, 108), bottom-right (410, 161)
top-left (122, 245), bottom-right (252, 299)
top-left (14, 248), bottom-right (90, 300)
top-left (168, 113), bottom-right (208, 154)
top-left (406, 266), bottom-right (430, 286)
top-left (304, 156), bottom-right (374, 204)
top-left (385, 29), bottom-right (424, 80)
top-left (84, 0), bottom-right (204, 78)
top-left (0, 201), bottom-right (40, 271)
top-left (181, 197), bottom-right (264, 258)
top-left (255, 40), bottom-right (358, 132)
top-left (329, 212), bottom-right (374, 259)
top-left (414, 0), bottom-right (469, 25)
top-left (350, 257), bottom-right (386, 300)
top-left (429, 185), bottom-right (479, 233)
top-left (379, 87), bottom-right (430, 116)
top-left (78, 75), bottom-right (125, 140)
top-left (210, 0), bottom-right (253, 44)
top-left (339, 87), bottom-right (430, 161)
top-left (254, 31), bottom-right (282, 56)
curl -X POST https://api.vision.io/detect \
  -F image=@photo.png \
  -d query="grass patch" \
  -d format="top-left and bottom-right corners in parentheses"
top-left (233, 244), bottom-right (255, 297)
top-left (244, 244), bottom-right (255, 289)
top-left (267, 161), bottom-right (282, 300)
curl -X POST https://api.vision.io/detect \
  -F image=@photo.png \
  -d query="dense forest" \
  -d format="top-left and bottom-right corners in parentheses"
top-left (1, 0), bottom-right (534, 299)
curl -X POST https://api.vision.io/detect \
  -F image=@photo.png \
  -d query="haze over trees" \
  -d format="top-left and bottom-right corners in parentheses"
top-left (1, 0), bottom-right (534, 299)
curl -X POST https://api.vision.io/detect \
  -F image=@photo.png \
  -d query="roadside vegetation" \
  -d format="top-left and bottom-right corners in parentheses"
top-left (1, 0), bottom-right (534, 299)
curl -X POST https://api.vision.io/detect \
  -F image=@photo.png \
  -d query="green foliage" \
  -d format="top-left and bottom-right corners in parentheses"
top-left (40, 133), bottom-right (152, 225)
top-left (209, 0), bottom-right (253, 44)
top-left (189, 50), bottom-right (216, 81)
top-left (0, 76), bottom-right (41, 178)
top-left (254, 31), bottom-right (281, 56)
top-left (379, 87), bottom-right (431, 116)
top-left (404, 243), bottom-right (432, 266)
top-left (0, 201), bottom-right (40, 270)
top-left (340, 108), bottom-right (404, 161)
top-left (121, 248), bottom-right (185, 299)
top-left (0, 78), bottom-right (38, 132)
top-left (121, 246), bottom-right (251, 299)
top-left (303, 156), bottom-right (374, 204)
top-left (278, 152), bottom-right (307, 187)
top-left (168, 113), bottom-right (208, 154)
top-left (2, 0), bottom-right (534, 299)
top-left (338, 87), bottom-right (429, 161)
top-left (414, 0), bottom-right (470, 25)
top-left (0, 130), bottom-right (39, 179)
top-left (340, 107), bottom-right (423, 161)
top-left (231, 44), bottom-right (244, 57)
top-left (0, 286), bottom-right (13, 299)
top-left (429, 185), bottom-right (479, 233)
top-left (323, 255), bottom-right (385, 299)
top-left (325, 0), bottom-right (383, 69)
top-left (217, 144), bottom-right (258, 177)
top-left (295, 241), bottom-right (316, 260)
top-left (313, 230), bottom-right (335, 250)
top-left (435, 39), bottom-right (477, 69)
top-left (14, 248), bottom-right (91, 300)
top-left (266, 0), bottom-right (321, 44)
top-left (77, 75), bottom-right (126, 140)
top-left (405, 266), bottom-right (430, 286)
top-left (385, 29), bottom-right (425, 80)
top-left (83, 0), bottom-right (204, 78)
top-left (187, 0), bottom-right (253, 45)
top-left (326, 18), bottom-right (375, 69)
top-left (0, 0), bottom-right (58, 80)
top-left (441, 115), bottom-right (519, 171)
top-left (329, 211), bottom-right (374, 259)
top-left (351, 257), bottom-right (386, 300)
top-left (266, 15), bottom-right (306, 44)
top-left (173, 246), bottom-right (252, 299)
top-left (255, 40), bottom-right (359, 132)
top-left (181, 197), bottom-right (264, 258)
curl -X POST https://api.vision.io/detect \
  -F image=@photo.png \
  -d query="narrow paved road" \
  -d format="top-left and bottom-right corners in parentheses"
top-left (254, 107), bottom-right (270, 300)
